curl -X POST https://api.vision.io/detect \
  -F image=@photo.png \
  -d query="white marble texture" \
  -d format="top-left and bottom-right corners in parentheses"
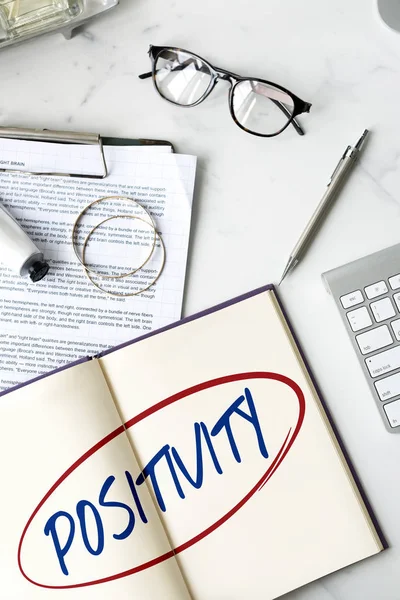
top-left (1, 0), bottom-right (400, 598)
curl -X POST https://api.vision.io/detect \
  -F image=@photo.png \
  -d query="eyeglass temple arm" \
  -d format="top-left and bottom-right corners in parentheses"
top-left (138, 70), bottom-right (305, 136)
top-left (270, 100), bottom-right (305, 136)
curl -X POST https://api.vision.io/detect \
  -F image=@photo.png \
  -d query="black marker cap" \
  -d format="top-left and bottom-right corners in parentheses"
top-left (29, 260), bottom-right (50, 282)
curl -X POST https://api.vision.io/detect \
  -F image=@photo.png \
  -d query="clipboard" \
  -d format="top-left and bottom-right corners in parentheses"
top-left (0, 127), bottom-right (174, 179)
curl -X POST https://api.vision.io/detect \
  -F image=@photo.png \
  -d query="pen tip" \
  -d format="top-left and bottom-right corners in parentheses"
top-left (278, 257), bottom-right (297, 287)
top-left (355, 129), bottom-right (369, 150)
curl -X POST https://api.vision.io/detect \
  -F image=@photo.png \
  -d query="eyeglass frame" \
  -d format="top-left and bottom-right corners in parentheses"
top-left (139, 45), bottom-right (312, 138)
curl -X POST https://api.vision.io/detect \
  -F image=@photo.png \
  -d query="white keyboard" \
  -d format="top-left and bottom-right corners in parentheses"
top-left (323, 243), bottom-right (400, 433)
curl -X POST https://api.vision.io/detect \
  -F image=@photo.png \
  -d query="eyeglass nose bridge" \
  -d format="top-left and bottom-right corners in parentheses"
top-left (214, 72), bottom-right (235, 92)
top-left (213, 66), bottom-right (237, 86)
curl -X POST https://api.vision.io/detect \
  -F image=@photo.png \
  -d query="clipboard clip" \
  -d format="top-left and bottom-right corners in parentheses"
top-left (0, 127), bottom-right (108, 179)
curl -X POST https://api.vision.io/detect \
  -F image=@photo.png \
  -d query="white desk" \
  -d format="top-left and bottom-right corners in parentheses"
top-left (1, 0), bottom-right (400, 598)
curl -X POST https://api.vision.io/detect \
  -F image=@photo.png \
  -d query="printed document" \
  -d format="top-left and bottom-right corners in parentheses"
top-left (0, 139), bottom-right (196, 390)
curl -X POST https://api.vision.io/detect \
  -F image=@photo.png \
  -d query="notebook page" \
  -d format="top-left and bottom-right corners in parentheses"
top-left (99, 288), bottom-right (382, 600)
top-left (0, 359), bottom-right (191, 599)
top-left (0, 140), bottom-right (196, 392)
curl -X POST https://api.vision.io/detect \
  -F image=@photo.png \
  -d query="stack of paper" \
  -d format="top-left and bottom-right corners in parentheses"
top-left (0, 138), bottom-right (197, 391)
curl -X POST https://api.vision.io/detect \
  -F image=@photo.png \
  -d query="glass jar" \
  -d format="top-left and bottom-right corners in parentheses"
top-left (0, 0), bottom-right (83, 42)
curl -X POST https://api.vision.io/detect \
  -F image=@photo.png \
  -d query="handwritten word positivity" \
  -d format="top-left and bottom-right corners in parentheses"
top-left (44, 387), bottom-right (269, 576)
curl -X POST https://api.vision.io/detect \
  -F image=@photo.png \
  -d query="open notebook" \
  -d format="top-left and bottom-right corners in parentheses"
top-left (0, 285), bottom-right (384, 599)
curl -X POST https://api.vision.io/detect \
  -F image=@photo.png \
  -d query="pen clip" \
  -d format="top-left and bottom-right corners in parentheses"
top-left (328, 145), bottom-right (351, 185)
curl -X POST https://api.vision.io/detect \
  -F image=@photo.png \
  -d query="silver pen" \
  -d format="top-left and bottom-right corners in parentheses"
top-left (278, 129), bottom-right (369, 285)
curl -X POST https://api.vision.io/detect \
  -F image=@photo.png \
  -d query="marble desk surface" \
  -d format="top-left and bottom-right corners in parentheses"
top-left (1, 0), bottom-right (400, 598)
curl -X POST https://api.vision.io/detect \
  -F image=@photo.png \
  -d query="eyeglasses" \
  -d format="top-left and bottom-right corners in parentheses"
top-left (139, 45), bottom-right (312, 138)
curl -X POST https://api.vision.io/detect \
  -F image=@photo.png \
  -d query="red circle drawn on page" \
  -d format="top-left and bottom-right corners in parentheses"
top-left (18, 372), bottom-right (305, 589)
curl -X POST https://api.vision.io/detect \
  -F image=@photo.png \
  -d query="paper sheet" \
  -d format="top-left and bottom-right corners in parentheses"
top-left (0, 140), bottom-right (196, 391)
top-left (99, 289), bottom-right (383, 600)
top-left (0, 360), bottom-right (191, 599)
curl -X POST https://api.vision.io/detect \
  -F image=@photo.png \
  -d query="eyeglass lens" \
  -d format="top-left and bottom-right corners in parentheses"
top-left (154, 49), bottom-right (213, 106)
top-left (232, 81), bottom-right (295, 135)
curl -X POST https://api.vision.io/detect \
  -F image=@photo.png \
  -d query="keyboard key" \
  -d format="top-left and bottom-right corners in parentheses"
top-left (366, 345), bottom-right (400, 377)
top-left (393, 293), bottom-right (400, 312)
top-left (383, 399), bottom-right (400, 428)
top-left (340, 290), bottom-right (363, 309)
top-left (389, 274), bottom-right (400, 290)
top-left (391, 318), bottom-right (400, 341)
top-left (356, 325), bottom-right (393, 355)
top-left (370, 297), bottom-right (395, 322)
top-left (375, 372), bottom-right (400, 401)
top-left (347, 307), bottom-right (372, 332)
top-left (365, 281), bottom-right (388, 299)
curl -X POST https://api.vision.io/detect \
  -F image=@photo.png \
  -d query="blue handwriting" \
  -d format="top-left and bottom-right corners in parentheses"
top-left (44, 387), bottom-right (268, 575)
